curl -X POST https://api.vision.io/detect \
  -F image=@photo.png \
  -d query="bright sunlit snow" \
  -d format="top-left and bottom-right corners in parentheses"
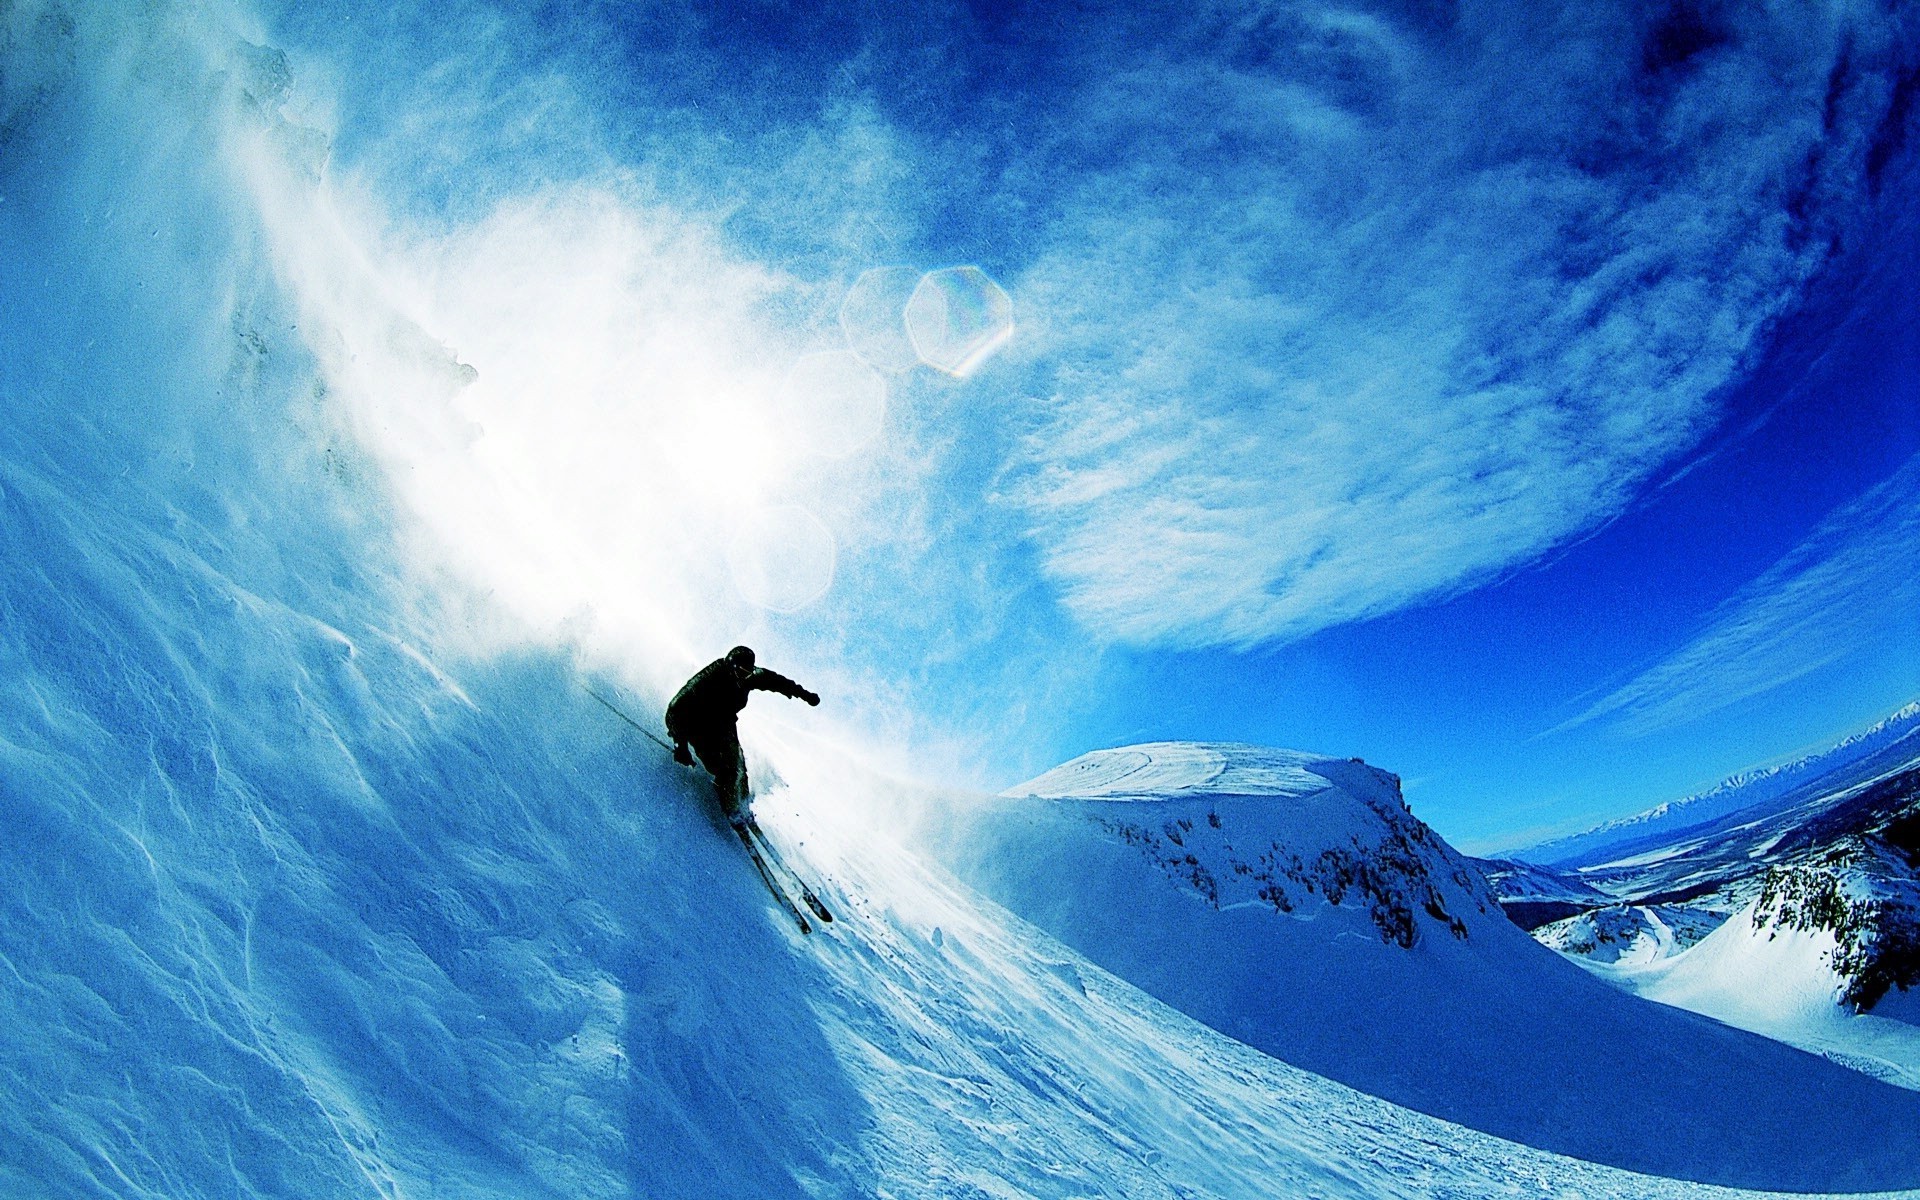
top-left (1583, 884), bottom-right (1920, 1094)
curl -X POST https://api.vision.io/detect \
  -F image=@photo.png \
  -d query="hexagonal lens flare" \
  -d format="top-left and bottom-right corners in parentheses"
top-left (905, 266), bottom-right (1014, 377)
top-left (838, 266), bottom-right (924, 374)
top-left (773, 350), bottom-right (887, 459)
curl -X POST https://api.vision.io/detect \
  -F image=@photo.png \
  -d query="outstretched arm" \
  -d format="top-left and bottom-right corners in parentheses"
top-left (748, 668), bottom-right (820, 706)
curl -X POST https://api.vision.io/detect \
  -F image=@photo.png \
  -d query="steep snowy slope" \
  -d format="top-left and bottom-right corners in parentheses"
top-left (1565, 828), bottom-right (1920, 1092)
top-left (11, 454), bottom-right (1895, 1200)
top-left (1587, 885), bottom-right (1920, 1093)
top-left (933, 742), bottom-right (1920, 1191)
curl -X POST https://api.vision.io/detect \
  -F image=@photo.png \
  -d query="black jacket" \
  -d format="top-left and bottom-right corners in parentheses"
top-left (665, 658), bottom-right (810, 743)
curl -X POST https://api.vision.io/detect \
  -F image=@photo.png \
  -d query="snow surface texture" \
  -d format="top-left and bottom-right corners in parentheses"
top-left (934, 743), bottom-right (1920, 1191)
top-left (13, 443), bottom-right (1902, 1199)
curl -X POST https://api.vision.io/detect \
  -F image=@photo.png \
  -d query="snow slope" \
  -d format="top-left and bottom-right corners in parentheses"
top-left (1492, 720), bottom-right (1920, 1090)
top-left (14, 451), bottom-right (1902, 1200)
top-left (1616, 908), bottom-right (1920, 1093)
top-left (1577, 853), bottom-right (1920, 1093)
top-left (933, 743), bottom-right (1920, 1191)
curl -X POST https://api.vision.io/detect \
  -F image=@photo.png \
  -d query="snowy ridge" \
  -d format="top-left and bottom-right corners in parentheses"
top-left (1583, 891), bottom-right (1920, 1094)
top-left (1534, 904), bottom-right (1720, 965)
top-left (1006, 744), bottom-right (1490, 946)
top-left (1008, 742), bottom-right (1331, 802)
top-left (1490, 716), bottom-right (1920, 1100)
top-left (1748, 836), bottom-right (1920, 1012)
top-left (1687, 702), bottom-right (1920, 808)
top-left (1512, 755), bottom-right (1920, 1014)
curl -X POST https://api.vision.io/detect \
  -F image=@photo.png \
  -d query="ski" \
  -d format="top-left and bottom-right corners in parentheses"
top-left (744, 817), bottom-right (834, 924)
top-left (734, 821), bottom-right (811, 934)
top-left (799, 887), bottom-right (834, 926)
top-left (584, 685), bottom-right (676, 754)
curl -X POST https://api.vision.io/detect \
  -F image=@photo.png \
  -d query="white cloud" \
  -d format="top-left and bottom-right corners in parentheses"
top-left (228, 26), bottom-right (1030, 753)
top-left (85, 0), bottom-right (1909, 754)
top-left (1005, 0), bottom-right (1903, 648)
top-left (1565, 451), bottom-right (1920, 736)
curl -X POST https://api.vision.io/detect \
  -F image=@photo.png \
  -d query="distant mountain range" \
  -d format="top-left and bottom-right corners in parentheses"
top-left (1476, 700), bottom-right (1920, 1089)
top-left (1513, 700), bottom-right (1920, 870)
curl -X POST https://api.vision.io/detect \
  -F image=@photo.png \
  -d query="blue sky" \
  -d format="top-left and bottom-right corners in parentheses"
top-left (230, 0), bottom-right (1920, 851)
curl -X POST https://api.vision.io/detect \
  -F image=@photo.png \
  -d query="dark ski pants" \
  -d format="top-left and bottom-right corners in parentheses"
top-left (689, 734), bottom-right (750, 822)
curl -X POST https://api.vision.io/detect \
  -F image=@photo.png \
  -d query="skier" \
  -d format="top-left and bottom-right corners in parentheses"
top-left (665, 645), bottom-right (819, 828)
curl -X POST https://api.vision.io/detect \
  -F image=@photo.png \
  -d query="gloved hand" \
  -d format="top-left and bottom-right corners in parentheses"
top-left (672, 742), bottom-right (694, 766)
top-left (803, 690), bottom-right (821, 707)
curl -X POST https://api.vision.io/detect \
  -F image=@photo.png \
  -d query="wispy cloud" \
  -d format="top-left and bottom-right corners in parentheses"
top-left (235, 4), bottom-right (1050, 762)
top-left (104, 0), bottom-right (1905, 771)
top-left (1563, 451), bottom-right (1920, 736)
top-left (1003, 2), bottom-right (1906, 648)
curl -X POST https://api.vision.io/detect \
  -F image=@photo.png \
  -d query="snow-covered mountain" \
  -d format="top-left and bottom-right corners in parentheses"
top-left (1517, 701), bottom-right (1920, 869)
top-left (17, 452), bottom-right (1897, 1200)
top-left (1621, 898), bottom-right (1920, 1092)
top-left (928, 742), bottom-right (1920, 1191)
top-left (1482, 715), bottom-right (1920, 1092)
top-left (1568, 842), bottom-right (1920, 1093)
top-left (1533, 904), bottom-right (1721, 965)
top-left (1501, 750), bottom-right (1920, 999)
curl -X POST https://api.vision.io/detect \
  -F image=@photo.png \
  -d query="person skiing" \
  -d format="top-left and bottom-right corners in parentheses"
top-left (665, 645), bottom-right (818, 827)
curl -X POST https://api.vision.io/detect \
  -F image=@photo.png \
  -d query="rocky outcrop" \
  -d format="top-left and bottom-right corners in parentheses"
top-left (1094, 777), bottom-right (1482, 948)
top-left (1753, 841), bottom-right (1920, 1012)
top-left (1535, 904), bottom-right (1720, 965)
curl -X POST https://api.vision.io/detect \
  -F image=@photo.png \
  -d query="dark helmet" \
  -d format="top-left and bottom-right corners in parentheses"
top-left (725, 645), bottom-right (756, 671)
